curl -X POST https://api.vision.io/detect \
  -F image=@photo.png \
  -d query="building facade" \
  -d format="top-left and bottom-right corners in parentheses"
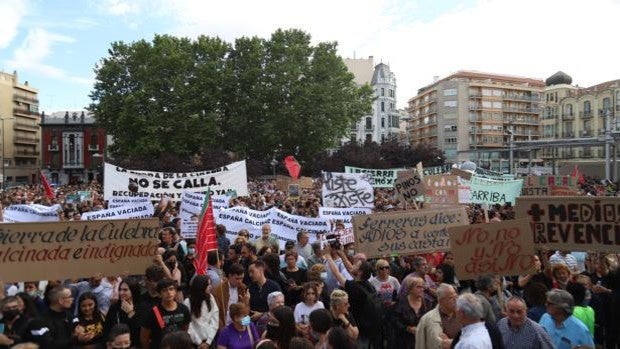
top-left (540, 71), bottom-right (620, 177)
top-left (407, 71), bottom-right (545, 172)
top-left (0, 71), bottom-right (41, 186)
top-left (343, 57), bottom-right (400, 144)
top-left (40, 111), bottom-right (106, 185)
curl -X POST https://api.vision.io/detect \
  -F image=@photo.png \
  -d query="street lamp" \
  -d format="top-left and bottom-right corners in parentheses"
top-left (92, 152), bottom-right (104, 185)
top-left (1, 117), bottom-right (16, 190)
top-left (270, 157), bottom-right (278, 178)
top-left (506, 127), bottom-right (515, 175)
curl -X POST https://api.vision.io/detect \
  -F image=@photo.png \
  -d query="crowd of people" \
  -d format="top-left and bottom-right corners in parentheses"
top-left (0, 175), bottom-right (619, 349)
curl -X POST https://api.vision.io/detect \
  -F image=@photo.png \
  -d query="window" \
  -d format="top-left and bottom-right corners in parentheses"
top-left (445, 137), bottom-right (457, 144)
top-left (365, 134), bottom-right (372, 142)
top-left (381, 101), bottom-right (385, 112)
top-left (381, 134), bottom-right (385, 143)
top-left (365, 117), bottom-right (372, 130)
top-left (603, 97), bottom-right (611, 111)
top-left (444, 100), bottom-right (457, 108)
top-left (381, 118), bottom-right (385, 128)
top-left (444, 125), bottom-right (457, 132)
top-left (444, 88), bottom-right (457, 96)
top-left (583, 100), bottom-right (591, 113)
top-left (381, 88), bottom-right (385, 96)
top-left (564, 104), bottom-right (573, 115)
top-left (350, 134), bottom-right (356, 143)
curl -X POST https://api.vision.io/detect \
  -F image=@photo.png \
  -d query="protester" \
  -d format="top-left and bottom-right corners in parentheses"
top-left (183, 275), bottom-right (219, 348)
top-left (452, 293), bottom-right (492, 349)
top-left (328, 290), bottom-right (358, 343)
top-left (216, 302), bottom-right (259, 349)
top-left (496, 296), bottom-right (554, 349)
top-left (539, 289), bottom-right (594, 349)
top-left (394, 276), bottom-right (434, 349)
top-left (73, 292), bottom-right (106, 348)
top-left (213, 263), bottom-right (249, 330)
top-left (103, 278), bottom-right (141, 347)
top-left (294, 282), bottom-right (325, 336)
top-left (415, 283), bottom-right (461, 349)
top-left (106, 323), bottom-right (132, 349)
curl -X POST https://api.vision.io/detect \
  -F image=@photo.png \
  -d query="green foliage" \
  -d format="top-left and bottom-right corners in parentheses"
top-left (89, 30), bottom-right (373, 168)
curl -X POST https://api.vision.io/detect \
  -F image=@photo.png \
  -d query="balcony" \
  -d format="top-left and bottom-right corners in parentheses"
top-left (13, 93), bottom-right (39, 104)
top-left (579, 110), bottom-right (593, 119)
top-left (469, 93), bottom-right (482, 98)
top-left (48, 144), bottom-right (59, 151)
top-left (13, 122), bottom-right (39, 131)
top-left (14, 137), bottom-right (40, 145)
top-left (563, 132), bottom-right (574, 138)
top-left (502, 107), bottom-right (540, 114)
top-left (469, 105), bottom-right (483, 110)
top-left (14, 150), bottom-right (40, 158)
top-left (561, 113), bottom-right (574, 120)
top-left (12, 107), bottom-right (40, 118)
top-left (63, 161), bottom-right (84, 169)
top-left (599, 109), bottom-right (614, 117)
top-left (502, 94), bottom-right (539, 102)
top-left (579, 150), bottom-right (593, 158)
top-left (581, 129), bottom-right (592, 137)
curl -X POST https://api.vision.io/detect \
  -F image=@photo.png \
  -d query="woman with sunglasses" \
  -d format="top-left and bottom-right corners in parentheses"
top-left (294, 282), bottom-right (325, 337)
top-left (370, 259), bottom-right (400, 307)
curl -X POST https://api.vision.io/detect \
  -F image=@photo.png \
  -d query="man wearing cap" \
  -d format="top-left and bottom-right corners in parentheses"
top-left (279, 240), bottom-right (308, 269)
top-left (539, 289), bottom-right (594, 349)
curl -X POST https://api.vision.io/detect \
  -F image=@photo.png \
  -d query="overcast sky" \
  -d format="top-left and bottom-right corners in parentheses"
top-left (1, 0), bottom-right (619, 112)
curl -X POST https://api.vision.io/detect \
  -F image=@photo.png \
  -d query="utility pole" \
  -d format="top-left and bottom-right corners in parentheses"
top-left (605, 108), bottom-right (612, 181)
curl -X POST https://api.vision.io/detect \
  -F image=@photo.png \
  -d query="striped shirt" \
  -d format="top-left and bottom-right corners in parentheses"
top-left (497, 317), bottom-right (555, 349)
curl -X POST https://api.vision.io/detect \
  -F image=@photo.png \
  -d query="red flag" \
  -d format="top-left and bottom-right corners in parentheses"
top-left (571, 164), bottom-right (585, 185)
top-left (193, 193), bottom-right (218, 275)
top-left (40, 170), bottom-right (56, 199)
top-left (284, 155), bottom-right (301, 179)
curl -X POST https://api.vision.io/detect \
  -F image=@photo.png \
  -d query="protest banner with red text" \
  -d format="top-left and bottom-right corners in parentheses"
top-left (448, 219), bottom-right (536, 279)
top-left (515, 196), bottom-right (620, 252)
top-left (0, 218), bottom-right (160, 282)
top-left (521, 175), bottom-right (579, 196)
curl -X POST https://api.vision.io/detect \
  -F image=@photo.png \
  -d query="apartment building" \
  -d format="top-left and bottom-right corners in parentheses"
top-left (0, 71), bottom-right (41, 186)
top-left (540, 71), bottom-right (620, 176)
top-left (407, 71), bottom-right (545, 172)
top-left (343, 57), bottom-right (400, 144)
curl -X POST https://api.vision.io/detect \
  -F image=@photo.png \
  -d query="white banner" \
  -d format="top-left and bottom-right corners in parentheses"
top-left (318, 207), bottom-right (372, 228)
top-left (3, 204), bottom-right (62, 223)
top-left (216, 207), bottom-right (325, 250)
top-left (81, 201), bottom-right (154, 220)
top-left (179, 191), bottom-right (232, 239)
top-left (103, 160), bottom-right (249, 200)
top-left (108, 196), bottom-right (151, 209)
top-left (321, 172), bottom-right (374, 208)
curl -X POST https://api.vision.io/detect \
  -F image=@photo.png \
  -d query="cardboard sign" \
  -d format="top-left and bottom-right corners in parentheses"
top-left (521, 175), bottom-right (579, 196)
top-left (321, 172), bottom-right (374, 208)
top-left (421, 164), bottom-right (453, 176)
top-left (344, 166), bottom-right (404, 188)
top-left (425, 175), bottom-right (459, 204)
top-left (288, 184), bottom-right (300, 199)
top-left (0, 218), bottom-right (160, 282)
top-left (448, 219), bottom-right (536, 279)
top-left (103, 160), bottom-right (249, 200)
top-left (515, 196), bottom-right (620, 252)
top-left (394, 170), bottom-right (424, 205)
top-left (469, 176), bottom-right (523, 205)
top-left (275, 176), bottom-right (314, 190)
top-left (352, 206), bottom-right (468, 258)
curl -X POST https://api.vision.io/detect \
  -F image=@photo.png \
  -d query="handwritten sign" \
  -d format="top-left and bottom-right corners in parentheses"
top-left (394, 170), bottom-right (424, 205)
top-left (0, 218), bottom-right (160, 282)
top-left (515, 196), bottom-right (620, 252)
top-left (344, 166), bottom-right (403, 188)
top-left (469, 176), bottom-right (523, 205)
top-left (321, 172), bottom-right (374, 208)
top-left (352, 207), bottom-right (468, 258)
top-left (521, 175), bottom-right (579, 196)
top-left (448, 219), bottom-right (536, 279)
top-left (451, 168), bottom-right (472, 180)
top-left (421, 164), bottom-right (453, 176)
top-left (425, 175), bottom-right (459, 204)
top-left (275, 176), bottom-right (314, 190)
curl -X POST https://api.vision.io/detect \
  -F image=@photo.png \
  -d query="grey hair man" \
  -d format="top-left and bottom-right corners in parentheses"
top-left (267, 291), bottom-right (285, 311)
top-left (497, 296), bottom-right (554, 349)
top-left (454, 293), bottom-right (492, 349)
top-left (416, 283), bottom-right (462, 349)
top-left (539, 289), bottom-right (594, 349)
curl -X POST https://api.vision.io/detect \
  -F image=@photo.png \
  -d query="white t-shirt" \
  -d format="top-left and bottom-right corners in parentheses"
top-left (293, 301), bottom-right (325, 324)
top-left (369, 276), bottom-right (400, 304)
top-left (225, 286), bottom-right (239, 325)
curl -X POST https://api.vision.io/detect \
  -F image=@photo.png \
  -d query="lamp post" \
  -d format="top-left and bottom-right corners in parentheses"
top-left (270, 157), bottom-right (278, 178)
top-left (92, 152), bottom-right (104, 185)
top-left (506, 127), bottom-right (515, 175)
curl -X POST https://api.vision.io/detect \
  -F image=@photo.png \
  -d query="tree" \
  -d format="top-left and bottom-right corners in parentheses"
top-left (89, 30), bottom-right (373, 169)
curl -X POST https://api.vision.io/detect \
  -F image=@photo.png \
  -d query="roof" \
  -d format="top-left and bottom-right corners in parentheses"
top-left (41, 110), bottom-right (96, 125)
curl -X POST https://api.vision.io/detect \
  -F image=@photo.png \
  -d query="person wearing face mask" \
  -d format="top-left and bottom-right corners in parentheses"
top-left (23, 281), bottom-right (47, 316)
top-left (217, 302), bottom-right (259, 349)
top-left (183, 241), bottom-right (197, 278)
top-left (307, 264), bottom-right (330, 310)
top-left (0, 296), bottom-right (32, 348)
